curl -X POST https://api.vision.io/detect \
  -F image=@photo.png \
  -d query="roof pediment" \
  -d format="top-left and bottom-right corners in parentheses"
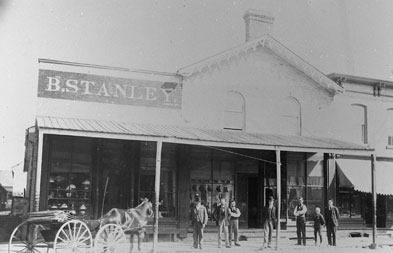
top-left (178, 35), bottom-right (343, 94)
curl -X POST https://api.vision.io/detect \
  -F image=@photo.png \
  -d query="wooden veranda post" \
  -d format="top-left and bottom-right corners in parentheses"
top-left (153, 141), bottom-right (163, 253)
top-left (275, 148), bottom-right (281, 251)
top-left (371, 154), bottom-right (377, 249)
top-left (34, 131), bottom-right (44, 211)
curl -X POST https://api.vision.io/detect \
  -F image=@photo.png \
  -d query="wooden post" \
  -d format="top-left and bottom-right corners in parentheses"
top-left (275, 148), bottom-right (281, 251)
top-left (371, 154), bottom-right (377, 249)
top-left (34, 131), bottom-right (44, 211)
top-left (153, 141), bottom-right (162, 253)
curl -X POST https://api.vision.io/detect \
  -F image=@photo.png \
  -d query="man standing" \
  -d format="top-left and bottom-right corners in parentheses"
top-left (325, 199), bottom-right (339, 246)
top-left (261, 196), bottom-right (276, 249)
top-left (190, 195), bottom-right (208, 249)
top-left (216, 198), bottom-right (230, 248)
top-left (228, 200), bottom-right (241, 247)
top-left (294, 197), bottom-right (307, 246)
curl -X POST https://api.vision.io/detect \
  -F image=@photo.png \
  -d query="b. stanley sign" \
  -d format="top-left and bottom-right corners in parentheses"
top-left (38, 69), bottom-right (182, 108)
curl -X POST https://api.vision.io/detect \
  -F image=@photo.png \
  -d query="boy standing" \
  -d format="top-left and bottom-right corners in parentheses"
top-left (313, 207), bottom-right (325, 246)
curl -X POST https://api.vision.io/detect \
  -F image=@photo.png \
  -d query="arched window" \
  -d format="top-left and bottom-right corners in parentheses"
top-left (387, 109), bottom-right (393, 147)
top-left (280, 97), bottom-right (301, 136)
top-left (351, 104), bottom-right (368, 144)
top-left (224, 91), bottom-right (245, 131)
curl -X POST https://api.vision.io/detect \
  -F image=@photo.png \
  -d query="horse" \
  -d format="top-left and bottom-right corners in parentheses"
top-left (100, 198), bottom-right (153, 252)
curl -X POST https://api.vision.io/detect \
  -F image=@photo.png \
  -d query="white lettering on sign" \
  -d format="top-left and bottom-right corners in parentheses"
top-left (38, 69), bottom-right (182, 108)
top-left (81, 80), bottom-right (95, 95)
top-left (96, 83), bottom-right (110, 97)
top-left (146, 87), bottom-right (157, 101)
top-left (46, 76), bottom-right (61, 91)
top-left (65, 79), bottom-right (78, 93)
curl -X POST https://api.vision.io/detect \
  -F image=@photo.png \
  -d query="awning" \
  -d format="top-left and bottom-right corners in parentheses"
top-left (36, 116), bottom-right (373, 154)
top-left (336, 159), bottom-right (393, 195)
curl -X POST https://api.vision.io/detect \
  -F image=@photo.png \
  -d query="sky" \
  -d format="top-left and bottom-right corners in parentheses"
top-left (0, 0), bottom-right (393, 171)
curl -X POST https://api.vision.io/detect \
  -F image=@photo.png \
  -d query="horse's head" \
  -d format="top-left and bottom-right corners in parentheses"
top-left (134, 197), bottom-right (153, 219)
top-left (145, 199), bottom-right (153, 218)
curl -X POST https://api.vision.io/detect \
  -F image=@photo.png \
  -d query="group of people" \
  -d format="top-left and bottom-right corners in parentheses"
top-left (189, 194), bottom-right (241, 249)
top-left (294, 197), bottom-right (340, 247)
top-left (189, 194), bottom-right (340, 250)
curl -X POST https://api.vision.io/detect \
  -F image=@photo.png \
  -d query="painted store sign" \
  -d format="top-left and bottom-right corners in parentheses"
top-left (37, 69), bottom-right (182, 108)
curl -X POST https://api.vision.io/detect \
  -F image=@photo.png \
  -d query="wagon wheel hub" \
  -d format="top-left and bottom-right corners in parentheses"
top-left (109, 245), bottom-right (116, 252)
top-left (27, 244), bottom-right (34, 250)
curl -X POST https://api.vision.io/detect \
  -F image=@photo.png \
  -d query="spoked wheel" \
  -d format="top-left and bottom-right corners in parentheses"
top-left (53, 220), bottom-right (92, 253)
top-left (8, 221), bottom-right (47, 253)
top-left (94, 224), bottom-right (127, 253)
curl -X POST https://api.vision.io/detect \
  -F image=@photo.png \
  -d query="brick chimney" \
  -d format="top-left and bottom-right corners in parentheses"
top-left (243, 9), bottom-right (275, 42)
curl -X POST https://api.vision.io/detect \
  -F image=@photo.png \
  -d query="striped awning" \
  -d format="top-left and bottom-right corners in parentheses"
top-left (36, 116), bottom-right (373, 154)
top-left (336, 159), bottom-right (393, 195)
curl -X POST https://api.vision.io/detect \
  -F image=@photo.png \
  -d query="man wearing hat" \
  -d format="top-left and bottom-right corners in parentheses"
top-left (325, 199), bottom-right (339, 246)
top-left (294, 197), bottom-right (307, 246)
top-left (215, 198), bottom-right (230, 248)
top-left (261, 196), bottom-right (276, 249)
top-left (190, 194), bottom-right (208, 249)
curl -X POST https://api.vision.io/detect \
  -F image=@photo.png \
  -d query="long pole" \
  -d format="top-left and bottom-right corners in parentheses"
top-left (371, 154), bottom-right (377, 249)
top-left (100, 177), bottom-right (109, 219)
top-left (153, 141), bottom-right (163, 253)
top-left (275, 148), bottom-right (281, 251)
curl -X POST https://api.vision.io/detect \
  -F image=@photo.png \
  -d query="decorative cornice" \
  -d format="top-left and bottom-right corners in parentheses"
top-left (177, 35), bottom-right (344, 95)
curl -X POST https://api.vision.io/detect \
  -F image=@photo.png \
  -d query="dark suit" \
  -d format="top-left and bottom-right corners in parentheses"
top-left (325, 206), bottom-right (339, 246)
top-left (190, 204), bottom-right (208, 249)
top-left (214, 204), bottom-right (230, 247)
top-left (262, 205), bottom-right (276, 245)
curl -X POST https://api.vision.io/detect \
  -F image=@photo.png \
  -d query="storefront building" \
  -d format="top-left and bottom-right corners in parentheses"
top-left (23, 10), bottom-right (393, 240)
top-left (328, 73), bottom-right (393, 228)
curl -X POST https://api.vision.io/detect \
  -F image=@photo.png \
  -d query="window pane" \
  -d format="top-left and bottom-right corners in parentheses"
top-left (225, 92), bottom-right (243, 112)
top-left (224, 91), bottom-right (245, 130)
top-left (224, 112), bottom-right (243, 130)
top-left (350, 105), bottom-right (367, 144)
top-left (280, 98), bottom-right (300, 136)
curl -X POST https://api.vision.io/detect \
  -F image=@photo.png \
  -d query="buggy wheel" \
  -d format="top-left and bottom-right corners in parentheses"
top-left (54, 220), bottom-right (92, 253)
top-left (94, 224), bottom-right (126, 253)
top-left (8, 221), bottom-right (47, 253)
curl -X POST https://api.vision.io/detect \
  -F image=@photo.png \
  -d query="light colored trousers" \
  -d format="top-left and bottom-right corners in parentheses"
top-left (229, 219), bottom-right (239, 244)
top-left (218, 219), bottom-right (229, 247)
top-left (263, 219), bottom-right (274, 245)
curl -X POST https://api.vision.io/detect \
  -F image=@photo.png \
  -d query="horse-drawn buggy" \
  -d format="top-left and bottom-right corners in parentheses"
top-left (8, 198), bottom-right (153, 253)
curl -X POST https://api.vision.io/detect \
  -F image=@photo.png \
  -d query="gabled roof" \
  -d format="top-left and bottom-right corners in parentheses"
top-left (178, 35), bottom-right (344, 94)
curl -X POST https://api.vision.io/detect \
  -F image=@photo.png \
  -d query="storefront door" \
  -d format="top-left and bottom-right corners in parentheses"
top-left (96, 139), bottom-right (133, 215)
top-left (248, 177), bottom-right (259, 228)
top-left (236, 173), bottom-right (259, 228)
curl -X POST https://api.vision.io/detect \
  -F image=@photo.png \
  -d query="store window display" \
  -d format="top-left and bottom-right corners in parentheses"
top-left (47, 136), bottom-right (92, 217)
